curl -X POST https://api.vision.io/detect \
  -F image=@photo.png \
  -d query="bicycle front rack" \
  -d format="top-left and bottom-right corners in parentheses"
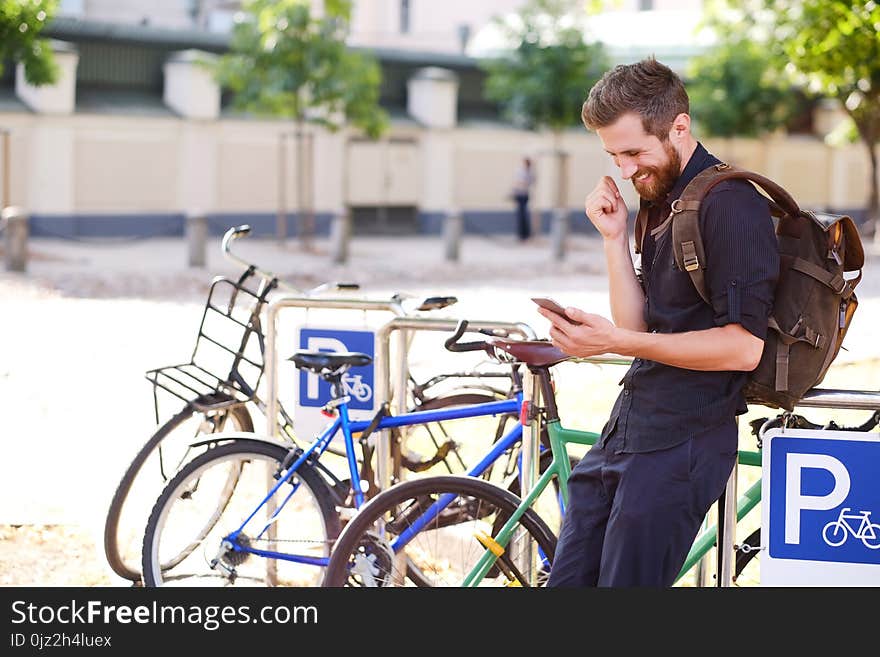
top-left (145, 267), bottom-right (277, 421)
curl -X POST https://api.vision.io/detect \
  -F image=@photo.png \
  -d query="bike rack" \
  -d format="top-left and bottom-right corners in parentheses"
top-left (263, 294), bottom-right (406, 448)
top-left (263, 294), bottom-right (537, 492)
top-left (714, 387), bottom-right (880, 587)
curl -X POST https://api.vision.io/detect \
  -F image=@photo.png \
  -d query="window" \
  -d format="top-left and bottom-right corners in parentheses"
top-left (400, 0), bottom-right (411, 34)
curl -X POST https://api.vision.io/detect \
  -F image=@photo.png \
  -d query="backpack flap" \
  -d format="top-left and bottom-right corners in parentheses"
top-left (804, 210), bottom-right (864, 274)
top-left (795, 210), bottom-right (863, 298)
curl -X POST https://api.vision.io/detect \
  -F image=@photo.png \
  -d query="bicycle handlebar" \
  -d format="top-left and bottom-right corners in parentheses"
top-left (444, 320), bottom-right (498, 353)
top-left (220, 224), bottom-right (360, 296)
top-left (219, 225), bottom-right (469, 317)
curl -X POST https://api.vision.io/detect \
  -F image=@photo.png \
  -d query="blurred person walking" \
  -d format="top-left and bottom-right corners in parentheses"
top-left (511, 157), bottom-right (536, 241)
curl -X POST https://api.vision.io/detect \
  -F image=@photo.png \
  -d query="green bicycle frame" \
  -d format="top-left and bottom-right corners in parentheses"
top-left (462, 418), bottom-right (762, 587)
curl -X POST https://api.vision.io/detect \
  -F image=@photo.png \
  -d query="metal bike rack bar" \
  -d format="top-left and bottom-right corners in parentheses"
top-left (796, 388), bottom-right (880, 410)
top-left (264, 295), bottom-right (406, 444)
top-left (374, 316), bottom-right (537, 492)
top-left (715, 387), bottom-right (880, 587)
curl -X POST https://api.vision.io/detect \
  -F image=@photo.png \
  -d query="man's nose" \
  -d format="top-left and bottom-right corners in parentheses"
top-left (620, 161), bottom-right (638, 180)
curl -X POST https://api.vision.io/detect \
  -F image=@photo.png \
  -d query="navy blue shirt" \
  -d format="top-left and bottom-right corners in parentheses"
top-left (600, 143), bottom-right (779, 453)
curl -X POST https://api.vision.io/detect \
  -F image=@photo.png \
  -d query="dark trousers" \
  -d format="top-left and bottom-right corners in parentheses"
top-left (547, 422), bottom-right (737, 587)
top-left (514, 193), bottom-right (530, 240)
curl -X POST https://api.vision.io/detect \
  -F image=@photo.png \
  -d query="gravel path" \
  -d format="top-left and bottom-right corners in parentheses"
top-left (3, 231), bottom-right (879, 586)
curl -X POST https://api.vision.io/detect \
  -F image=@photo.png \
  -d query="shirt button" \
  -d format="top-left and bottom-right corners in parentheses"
top-left (623, 390), bottom-right (630, 396)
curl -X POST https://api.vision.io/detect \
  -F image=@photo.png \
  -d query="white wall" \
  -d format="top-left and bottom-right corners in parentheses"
top-left (1, 106), bottom-right (876, 222)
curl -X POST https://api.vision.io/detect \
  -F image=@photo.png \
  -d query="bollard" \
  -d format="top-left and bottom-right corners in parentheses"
top-left (186, 212), bottom-right (208, 268)
top-left (550, 207), bottom-right (568, 261)
top-left (329, 208), bottom-right (352, 264)
top-left (443, 210), bottom-right (463, 262)
top-left (3, 206), bottom-right (28, 272)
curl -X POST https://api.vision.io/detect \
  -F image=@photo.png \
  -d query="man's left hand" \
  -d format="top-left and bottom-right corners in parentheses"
top-left (536, 306), bottom-right (618, 358)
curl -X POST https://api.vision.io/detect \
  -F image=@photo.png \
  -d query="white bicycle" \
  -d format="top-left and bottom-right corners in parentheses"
top-left (822, 508), bottom-right (880, 549)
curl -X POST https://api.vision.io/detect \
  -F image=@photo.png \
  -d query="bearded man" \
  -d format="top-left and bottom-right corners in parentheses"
top-left (537, 58), bottom-right (779, 587)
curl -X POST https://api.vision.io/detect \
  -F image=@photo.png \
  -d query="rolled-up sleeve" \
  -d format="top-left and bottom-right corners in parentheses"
top-left (700, 180), bottom-right (779, 340)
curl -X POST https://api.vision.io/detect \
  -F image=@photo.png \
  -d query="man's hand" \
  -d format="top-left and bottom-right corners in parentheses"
top-left (585, 176), bottom-right (628, 241)
top-left (538, 306), bottom-right (765, 371)
top-left (536, 306), bottom-right (618, 358)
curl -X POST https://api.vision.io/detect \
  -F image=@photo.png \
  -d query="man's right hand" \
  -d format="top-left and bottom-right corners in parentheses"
top-left (585, 176), bottom-right (629, 241)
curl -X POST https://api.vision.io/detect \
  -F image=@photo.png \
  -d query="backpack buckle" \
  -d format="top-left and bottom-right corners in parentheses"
top-left (681, 240), bottom-right (700, 272)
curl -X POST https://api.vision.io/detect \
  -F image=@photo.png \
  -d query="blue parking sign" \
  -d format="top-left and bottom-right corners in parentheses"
top-left (297, 327), bottom-right (376, 411)
top-left (762, 428), bottom-right (880, 585)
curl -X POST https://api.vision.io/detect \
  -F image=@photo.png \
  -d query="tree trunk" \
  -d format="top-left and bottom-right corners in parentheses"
top-left (850, 106), bottom-right (880, 243)
top-left (550, 130), bottom-right (570, 260)
top-left (276, 131), bottom-right (288, 244)
top-left (295, 119), bottom-right (316, 251)
top-left (867, 138), bottom-right (880, 247)
top-left (554, 130), bottom-right (567, 211)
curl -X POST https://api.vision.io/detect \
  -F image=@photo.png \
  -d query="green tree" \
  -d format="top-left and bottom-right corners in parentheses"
top-left (480, 0), bottom-right (608, 255)
top-left (0, 0), bottom-right (59, 85)
top-left (687, 39), bottom-right (802, 138)
top-left (213, 0), bottom-right (388, 247)
top-left (706, 0), bottom-right (880, 240)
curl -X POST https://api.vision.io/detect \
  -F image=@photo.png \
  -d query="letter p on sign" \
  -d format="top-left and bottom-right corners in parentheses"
top-left (785, 453), bottom-right (850, 544)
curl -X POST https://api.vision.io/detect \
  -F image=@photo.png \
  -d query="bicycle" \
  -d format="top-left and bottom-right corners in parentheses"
top-left (321, 320), bottom-right (880, 587)
top-left (821, 508), bottom-right (880, 549)
top-left (138, 318), bottom-right (609, 586)
top-left (103, 225), bottom-right (521, 584)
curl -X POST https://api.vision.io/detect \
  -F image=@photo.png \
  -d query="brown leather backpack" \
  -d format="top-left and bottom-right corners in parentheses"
top-left (634, 162), bottom-right (865, 411)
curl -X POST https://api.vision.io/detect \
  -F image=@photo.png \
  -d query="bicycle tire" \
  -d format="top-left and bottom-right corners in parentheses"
top-left (103, 403), bottom-right (255, 582)
top-left (322, 475), bottom-right (557, 587)
top-left (142, 439), bottom-right (341, 587)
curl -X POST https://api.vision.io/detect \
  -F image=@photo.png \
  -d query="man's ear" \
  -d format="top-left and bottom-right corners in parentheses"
top-left (668, 113), bottom-right (691, 142)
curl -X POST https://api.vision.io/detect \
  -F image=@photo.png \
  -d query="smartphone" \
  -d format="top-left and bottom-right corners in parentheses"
top-left (531, 297), bottom-right (581, 325)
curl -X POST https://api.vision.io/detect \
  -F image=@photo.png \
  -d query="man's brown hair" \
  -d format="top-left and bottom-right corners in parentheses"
top-left (581, 57), bottom-right (689, 140)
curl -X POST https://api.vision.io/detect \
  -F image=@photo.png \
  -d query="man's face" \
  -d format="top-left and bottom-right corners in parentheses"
top-left (596, 112), bottom-right (682, 202)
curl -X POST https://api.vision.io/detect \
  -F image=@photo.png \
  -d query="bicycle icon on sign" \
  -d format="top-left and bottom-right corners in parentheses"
top-left (342, 373), bottom-right (372, 403)
top-left (822, 508), bottom-right (880, 549)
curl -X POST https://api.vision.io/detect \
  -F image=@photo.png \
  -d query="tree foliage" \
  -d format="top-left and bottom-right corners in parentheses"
top-left (705, 0), bottom-right (880, 232)
top-left (479, 0), bottom-right (609, 132)
top-left (213, 0), bottom-right (387, 138)
top-left (0, 0), bottom-right (58, 85)
top-left (686, 39), bottom-right (803, 138)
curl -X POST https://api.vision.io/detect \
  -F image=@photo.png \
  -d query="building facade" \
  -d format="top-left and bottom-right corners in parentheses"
top-left (0, 2), bottom-right (872, 239)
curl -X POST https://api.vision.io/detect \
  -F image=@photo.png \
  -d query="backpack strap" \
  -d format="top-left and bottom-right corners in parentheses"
top-left (671, 162), bottom-right (801, 306)
top-left (633, 198), bottom-right (651, 254)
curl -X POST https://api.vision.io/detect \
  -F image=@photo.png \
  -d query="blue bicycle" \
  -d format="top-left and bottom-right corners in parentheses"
top-left (140, 336), bottom-right (581, 586)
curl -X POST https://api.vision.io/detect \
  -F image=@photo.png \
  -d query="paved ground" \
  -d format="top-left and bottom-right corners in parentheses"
top-left (2, 228), bottom-right (879, 585)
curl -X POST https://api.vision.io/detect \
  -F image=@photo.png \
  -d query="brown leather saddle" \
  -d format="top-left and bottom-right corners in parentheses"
top-left (486, 338), bottom-right (572, 367)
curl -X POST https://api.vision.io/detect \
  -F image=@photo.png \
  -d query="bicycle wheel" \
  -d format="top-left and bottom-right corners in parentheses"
top-left (322, 475), bottom-right (556, 587)
top-left (401, 391), bottom-right (515, 479)
top-left (103, 403), bottom-right (255, 582)
top-left (142, 439), bottom-right (340, 587)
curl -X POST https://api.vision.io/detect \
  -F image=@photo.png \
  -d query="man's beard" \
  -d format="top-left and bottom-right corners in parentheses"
top-left (632, 141), bottom-right (681, 202)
